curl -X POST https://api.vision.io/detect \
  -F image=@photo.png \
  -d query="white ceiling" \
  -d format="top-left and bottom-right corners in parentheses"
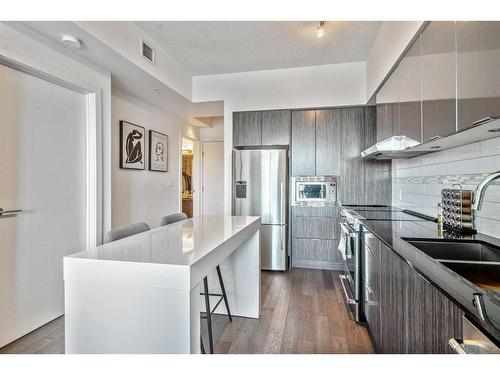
top-left (136, 21), bottom-right (382, 76)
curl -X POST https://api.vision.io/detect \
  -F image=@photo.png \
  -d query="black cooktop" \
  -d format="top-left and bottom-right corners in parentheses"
top-left (358, 211), bottom-right (430, 221)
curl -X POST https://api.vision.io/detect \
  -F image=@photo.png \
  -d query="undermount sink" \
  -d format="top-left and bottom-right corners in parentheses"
top-left (403, 239), bottom-right (500, 292)
top-left (404, 239), bottom-right (500, 263)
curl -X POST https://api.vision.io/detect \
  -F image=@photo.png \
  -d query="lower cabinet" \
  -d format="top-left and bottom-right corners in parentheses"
top-left (291, 206), bottom-right (341, 268)
top-left (364, 231), bottom-right (464, 354)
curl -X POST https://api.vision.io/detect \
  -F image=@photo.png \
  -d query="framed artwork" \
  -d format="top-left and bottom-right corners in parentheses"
top-left (149, 130), bottom-right (168, 172)
top-left (120, 121), bottom-right (145, 170)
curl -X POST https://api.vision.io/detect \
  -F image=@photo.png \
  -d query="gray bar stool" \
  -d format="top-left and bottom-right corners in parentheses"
top-left (160, 213), bottom-right (232, 354)
top-left (104, 222), bottom-right (150, 243)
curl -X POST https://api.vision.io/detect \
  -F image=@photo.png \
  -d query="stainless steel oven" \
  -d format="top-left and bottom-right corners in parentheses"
top-left (292, 176), bottom-right (337, 205)
top-left (338, 206), bottom-right (364, 322)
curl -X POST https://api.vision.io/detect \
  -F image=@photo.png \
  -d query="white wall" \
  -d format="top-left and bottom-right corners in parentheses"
top-left (200, 116), bottom-right (224, 141)
top-left (193, 62), bottom-right (367, 111)
top-left (366, 21), bottom-right (425, 100)
top-left (193, 62), bottom-right (367, 214)
top-left (0, 21), bottom-right (113, 239)
top-left (111, 89), bottom-right (199, 229)
top-left (393, 136), bottom-right (500, 238)
top-left (76, 21), bottom-right (193, 100)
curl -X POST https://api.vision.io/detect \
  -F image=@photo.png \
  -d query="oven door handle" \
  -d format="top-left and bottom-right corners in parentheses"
top-left (340, 223), bottom-right (355, 237)
top-left (338, 274), bottom-right (356, 305)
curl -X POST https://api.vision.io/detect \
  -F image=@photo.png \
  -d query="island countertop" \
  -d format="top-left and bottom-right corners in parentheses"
top-left (67, 215), bottom-right (261, 266)
top-left (63, 215), bottom-right (262, 353)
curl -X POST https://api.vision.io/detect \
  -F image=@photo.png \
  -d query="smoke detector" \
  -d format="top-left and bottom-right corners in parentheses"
top-left (61, 35), bottom-right (82, 49)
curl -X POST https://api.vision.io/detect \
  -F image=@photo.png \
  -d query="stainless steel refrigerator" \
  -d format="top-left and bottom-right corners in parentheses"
top-left (233, 149), bottom-right (288, 271)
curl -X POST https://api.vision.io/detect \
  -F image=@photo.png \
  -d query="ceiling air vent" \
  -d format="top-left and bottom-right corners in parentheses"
top-left (140, 38), bottom-right (155, 64)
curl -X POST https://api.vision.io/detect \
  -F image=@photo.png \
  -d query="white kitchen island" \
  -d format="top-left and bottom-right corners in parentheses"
top-left (63, 215), bottom-right (261, 354)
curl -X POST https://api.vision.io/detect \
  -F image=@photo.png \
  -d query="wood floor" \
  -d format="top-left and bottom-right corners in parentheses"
top-left (0, 269), bottom-right (374, 354)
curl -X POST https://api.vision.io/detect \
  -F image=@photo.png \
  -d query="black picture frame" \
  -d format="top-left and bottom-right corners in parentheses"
top-left (149, 130), bottom-right (168, 172)
top-left (119, 120), bottom-right (146, 170)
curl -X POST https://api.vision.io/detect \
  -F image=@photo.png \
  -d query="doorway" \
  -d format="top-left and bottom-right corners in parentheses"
top-left (181, 138), bottom-right (194, 218)
top-left (201, 141), bottom-right (225, 215)
top-left (0, 61), bottom-right (97, 348)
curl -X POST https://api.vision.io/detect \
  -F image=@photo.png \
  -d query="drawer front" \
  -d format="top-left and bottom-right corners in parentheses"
top-left (291, 205), bottom-right (338, 218)
top-left (365, 301), bottom-right (381, 351)
top-left (292, 216), bottom-right (337, 239)
top-left (363, 231), bottom-right (381, 260)
top-left (291, 238), bottom-right (340, 262)
top-left (365, 243), bottom-right (381, 303)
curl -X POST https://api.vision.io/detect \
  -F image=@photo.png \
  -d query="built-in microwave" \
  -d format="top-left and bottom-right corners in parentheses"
top-left (292, 176), bottom-right (337, 205)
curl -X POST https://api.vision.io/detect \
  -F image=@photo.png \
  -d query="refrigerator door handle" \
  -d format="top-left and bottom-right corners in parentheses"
top-left (280, 181), bottom-right (285, 224)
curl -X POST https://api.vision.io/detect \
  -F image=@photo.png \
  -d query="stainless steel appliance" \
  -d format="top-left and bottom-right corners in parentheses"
top-left (338, 207), bottom-right (364, 322)
top-left (233, 149), bottom-right (288, 271)
top-left (339, 205), bottom-right (431, 323)
top-left (292, 176), bottom-right (337, 205)
top-left (448, 316), bottom-right (500, 354)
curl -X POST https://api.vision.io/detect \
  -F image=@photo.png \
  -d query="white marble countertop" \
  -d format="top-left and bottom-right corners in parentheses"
top-left (67, 215), bottom-right (260, 265)
top-left (64, 215), bottom-right (261, 290)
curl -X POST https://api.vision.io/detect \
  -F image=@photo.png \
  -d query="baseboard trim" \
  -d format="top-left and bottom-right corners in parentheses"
top-left (292, 260), bottom-right (345, 271)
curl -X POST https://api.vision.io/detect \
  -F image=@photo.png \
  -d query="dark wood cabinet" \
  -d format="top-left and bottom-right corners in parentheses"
top-left (406, 270), bottom-right (463, 354)
top-left (364, 238), bottom-right (381, 350)
top-left (380, 243), bottom-right (407, 353)
top-left (457, 21), bottom-right (500, 131)
top-left (375, 103), bottom-right (388, 142)
top-left (233, 111), bottom-right (262, 147)
top-left (421, 21), bottom-right (457, 141)
top-left (374, 240), bottom-right (463, 354)
top-left (291, 110), bottom-right (316, 176)
top-left (339, 107), bottom-right (365, 205)
top-left (291, 206), bottom-right (341, 267)
top-left (364, 107), bottom-right (392, 206)
top-left (315, 109), bottom-right (342, 176)
top-left (261, 109), bottom-right (291, 146)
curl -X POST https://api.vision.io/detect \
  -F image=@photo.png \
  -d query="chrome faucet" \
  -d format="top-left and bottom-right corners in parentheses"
top-left (472, 171), bottom-right (500, 210)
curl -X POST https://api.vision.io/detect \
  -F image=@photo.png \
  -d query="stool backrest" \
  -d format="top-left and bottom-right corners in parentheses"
top-left (104, 222), bottom-right (150, 243)
top-left (160, 212), bottom-right (188, 226)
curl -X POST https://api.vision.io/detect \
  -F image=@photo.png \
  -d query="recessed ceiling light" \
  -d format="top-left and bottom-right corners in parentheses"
top-left (153, 88), bottom-right (160, 93)
top-left (488, 128), bottom-right (500, 133)
top-left (61, 34), bottom-right (82, 49)
top-left (316, 21), bottom-right (325, 38)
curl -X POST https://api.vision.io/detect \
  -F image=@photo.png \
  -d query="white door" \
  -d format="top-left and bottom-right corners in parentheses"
top-left (202, 141), bottom-right (224, 216)
top-left (0, 63), bottom-right (87, 348)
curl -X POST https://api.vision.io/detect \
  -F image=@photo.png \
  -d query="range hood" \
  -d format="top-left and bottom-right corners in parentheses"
top-left (362, 117), bottom-right (500, 160)
top-left (361, 135), bottom-right (423, 159)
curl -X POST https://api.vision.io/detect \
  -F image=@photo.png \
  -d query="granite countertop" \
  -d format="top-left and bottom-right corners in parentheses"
top-left (348, 205), bottom-right (500, 345)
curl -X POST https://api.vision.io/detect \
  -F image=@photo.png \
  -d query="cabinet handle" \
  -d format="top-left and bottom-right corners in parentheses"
top-left (472, 116), bottom-right (500, 126)
top-left (428, 135), bottom-right (442, 141)
top-left (448, 339), bottom-right (468, 354)
top-left (0, 208), bottom-right (23, 217)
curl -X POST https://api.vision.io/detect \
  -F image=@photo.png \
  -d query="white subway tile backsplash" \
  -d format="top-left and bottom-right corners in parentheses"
top-left (393, 139), bottom-right (500, 239)
top-left (480, 137), bottom-right (500, 157)
top-left (446, 142), bottom-right (481, 162)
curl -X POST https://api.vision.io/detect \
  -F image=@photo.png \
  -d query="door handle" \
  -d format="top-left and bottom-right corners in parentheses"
top-left (0, 208), bottom-right (23, 217)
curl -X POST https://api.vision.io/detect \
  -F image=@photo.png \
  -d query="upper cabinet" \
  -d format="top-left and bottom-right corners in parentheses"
top-left (233, 109), bottom-right (291, 147)
top-left (233, 111), bottom-right (262, 147)
top-left (374, 21), bottom-right (500, 146)
top-left (291, 110), bottom-right (316, 176)
top-left (457, 21), bottom-right (500, 130)
top-left (315, 109), bottom-right (342, 176)
top-left (261, 110), bottom-right (291, 146)
top-left (421, 21), bottom-right (457, 141)
top-left (398, 37), bottom-right (422, 142)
